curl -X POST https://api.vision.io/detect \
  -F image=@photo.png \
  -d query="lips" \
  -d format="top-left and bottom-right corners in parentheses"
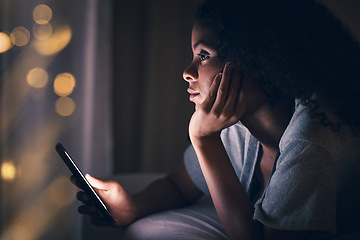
top-left (187, 88), bottom-right (199, 101)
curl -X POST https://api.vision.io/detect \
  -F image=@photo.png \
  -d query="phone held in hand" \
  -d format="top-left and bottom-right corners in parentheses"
top-left (55, 143), bottom-right (114, 223)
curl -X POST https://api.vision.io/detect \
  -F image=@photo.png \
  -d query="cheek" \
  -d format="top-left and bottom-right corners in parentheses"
top-left (196, 75), bottom-right (214, 105)
top-left (200, 64), bottom-right (224, 93)
top-left (198, 73), bottom-right (214, 96)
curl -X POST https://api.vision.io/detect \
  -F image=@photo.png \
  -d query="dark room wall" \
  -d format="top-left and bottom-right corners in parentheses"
top-left (112, 0), bottom-right (202, 173)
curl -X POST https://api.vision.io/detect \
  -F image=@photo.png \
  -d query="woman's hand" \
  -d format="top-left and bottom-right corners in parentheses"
top-left (71, 174), bottom-right (137, 227)
top-left (189, 62), bottom-right (250, 141)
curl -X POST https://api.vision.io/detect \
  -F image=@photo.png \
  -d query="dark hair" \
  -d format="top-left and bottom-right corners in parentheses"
top-left (195, 0), bottom-right (360, 130)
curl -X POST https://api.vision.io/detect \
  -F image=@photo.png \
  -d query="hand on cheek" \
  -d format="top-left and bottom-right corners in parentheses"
top-left (189, 62), bottom-right (249, 140)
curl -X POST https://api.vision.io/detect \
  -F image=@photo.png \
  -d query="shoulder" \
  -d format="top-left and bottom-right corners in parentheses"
top-left (280, 99), bottom-right (360, 162)
top-left (278, 98), bottom-right (360, 197)
top-left (220, 121), bottom-right (259, 163)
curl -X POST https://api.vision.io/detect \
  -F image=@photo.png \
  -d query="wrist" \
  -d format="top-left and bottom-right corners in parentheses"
top-left (131, 193), bottom-right (148, 221)
top-left (189, 133), bottom-right (222, 148)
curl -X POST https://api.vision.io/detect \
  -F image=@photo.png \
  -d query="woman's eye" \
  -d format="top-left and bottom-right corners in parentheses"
top-left (197, 53), bottom-right (210, 61)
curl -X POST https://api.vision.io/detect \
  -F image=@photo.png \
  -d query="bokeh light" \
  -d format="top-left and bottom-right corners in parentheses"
top-left (0, 32), bottom-right (12, 53)
top-left (33, 4), bottom-right (53, 24)
top-left (54, 72), bottom-right (76, 96)
top-left (0, 2), bottom-right (81, 239)
top-left (26, 67), bottom-right (49, 88)
top-left (33, 24), bottom-right (72, 56)
top-left (1, 161), bottom-right (17, 181)
top-left (55, 97), bottom-right (76, 116)
top-left (48, 177), bottom-right (76, 206)
top-left (10, 26), bottom-right (30, 46)
top-left (33, 23), bottom-right (52, 40)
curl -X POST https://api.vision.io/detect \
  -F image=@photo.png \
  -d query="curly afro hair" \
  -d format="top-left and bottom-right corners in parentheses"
top-left (195, 0), bottom-right (360, 131)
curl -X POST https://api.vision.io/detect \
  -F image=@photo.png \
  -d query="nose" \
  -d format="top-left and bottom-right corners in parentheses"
top-left (183, 62), bottom-right (197, 82)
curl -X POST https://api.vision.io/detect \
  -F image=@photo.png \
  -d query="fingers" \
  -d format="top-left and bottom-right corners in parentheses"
top-left (77, 194), bottom-right (99, 219)
top-left (201, 62), bottom-right (234, 112)
top-left (78, 204), bottom-right (97, 215)
top-left (70, 175), bottom-right (85, 190)
top-left (77, 191), bottom-right (112, 226)
top-left (212, 62), bottom-right (233, 114)
top-left (202, 72), bottom-right (222, 112)
top-left (85, 174), bottom-right (108, 190)
top-left (74, 175), bottom-right (118, 227)
top-left (78, 205), bottom-right (111, 227)
top-left (77, 191), bottom-right (90, 203)
top-left (223, 66), bottom-right (242, 117)
top-left (211, 62), bottom-right (247, 125)
top-left (214, 62), bottom-right (242, 115)
top-left (209, 62), bottom-right (243, 118)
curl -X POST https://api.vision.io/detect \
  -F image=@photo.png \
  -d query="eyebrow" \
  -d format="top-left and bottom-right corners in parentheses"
top-left (193, 41), bottom-right (204, 50)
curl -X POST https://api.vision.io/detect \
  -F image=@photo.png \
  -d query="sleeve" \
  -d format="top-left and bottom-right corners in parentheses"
top-left (253, 140), bottom-right (338, 234)
top-left (183, 122), bottom-right (257, 196)
top-left (183, 145), bottom-right (210, 195)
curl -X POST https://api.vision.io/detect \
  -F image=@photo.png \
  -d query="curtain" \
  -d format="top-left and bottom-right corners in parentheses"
top-left (0, 0), bottom-right (112, 239)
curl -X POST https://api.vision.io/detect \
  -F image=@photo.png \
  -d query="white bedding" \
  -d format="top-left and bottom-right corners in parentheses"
top-left (122, 196), bottom-right (227, 240)
top-left (81, 173), bottom-right (228, 240)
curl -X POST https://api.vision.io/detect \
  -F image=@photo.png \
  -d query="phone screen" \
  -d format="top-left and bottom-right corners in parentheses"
top-left (55, 143), bottom-right (114, 223)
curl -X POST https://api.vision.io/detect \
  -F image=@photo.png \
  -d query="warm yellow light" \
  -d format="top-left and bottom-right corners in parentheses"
top-left (33, 4), bottom-right (53, 24)
top-left (1, 161), bottom-right (16, 181)
top-left (33, 23), bottom-right (52, 40)
top-left (55, 97), bottom-right (76, 116)
top-left (48, 177), bottom-right (76, 206)
top-left (26, 67), bottom-right (49, 88)
top-left (11, 224), bottom-right (34, 240)
top-left (10, 26), bottom-right (30, 46)
top-left (54, 72), bottom-right (76, 96)
top-left (33, 25), bottom-right (72, 56)
top-left (0, 32), bottom-right (12, 53)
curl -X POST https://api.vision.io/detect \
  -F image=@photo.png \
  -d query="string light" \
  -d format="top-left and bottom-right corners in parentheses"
top-left (0, 32), bottom-right (12, 53)
top-left (1, 161), bottom-right (17, 181)
top-left (33, 23), bottom-right (52, 40)
top-left (26, 67), bottom-right (49, 88)
top-left (10, 26), bottom-right (30, 46)
top-left (33, 4), bottom-right (53, 24)
top-left (53, 72), bottom-right (76, 96)
top-left (0, 2), bottom-right (78, 240)
top-left (55, 97), bottom-right (76, 116)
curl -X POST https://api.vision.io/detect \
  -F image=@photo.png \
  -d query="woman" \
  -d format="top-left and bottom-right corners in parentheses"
top-left (75, 0), bottom-right (360, 239)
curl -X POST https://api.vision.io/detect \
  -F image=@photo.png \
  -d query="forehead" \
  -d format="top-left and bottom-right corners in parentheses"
top-left (191, 20), bottom-right (220, 50)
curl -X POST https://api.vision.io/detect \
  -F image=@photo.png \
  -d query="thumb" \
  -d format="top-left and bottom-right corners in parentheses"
top-left (85, 174), bottom-right (109, 190)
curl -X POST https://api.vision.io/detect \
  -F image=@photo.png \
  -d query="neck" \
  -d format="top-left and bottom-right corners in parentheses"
top-left (241, 98), bottom-right (294, 154)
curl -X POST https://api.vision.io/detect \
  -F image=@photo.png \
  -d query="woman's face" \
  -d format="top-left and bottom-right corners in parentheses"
top-left (183, 21), bottom-right (226, 106)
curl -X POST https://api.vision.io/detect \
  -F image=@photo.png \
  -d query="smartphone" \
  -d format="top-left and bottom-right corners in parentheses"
top-left (55, 143), bottom-right (114, 223)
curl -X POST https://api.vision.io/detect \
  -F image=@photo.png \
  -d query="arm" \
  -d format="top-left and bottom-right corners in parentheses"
top-left (191, 136), bottom-right (262, 239)
top-left (75, 162), bottom-right (203, 227)
top-left (188, 63), bottom-right (312, 239)
top-left (131, 162), bottom-right (203, 220)
top-left (188, 62), bottom-right (259, 238)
